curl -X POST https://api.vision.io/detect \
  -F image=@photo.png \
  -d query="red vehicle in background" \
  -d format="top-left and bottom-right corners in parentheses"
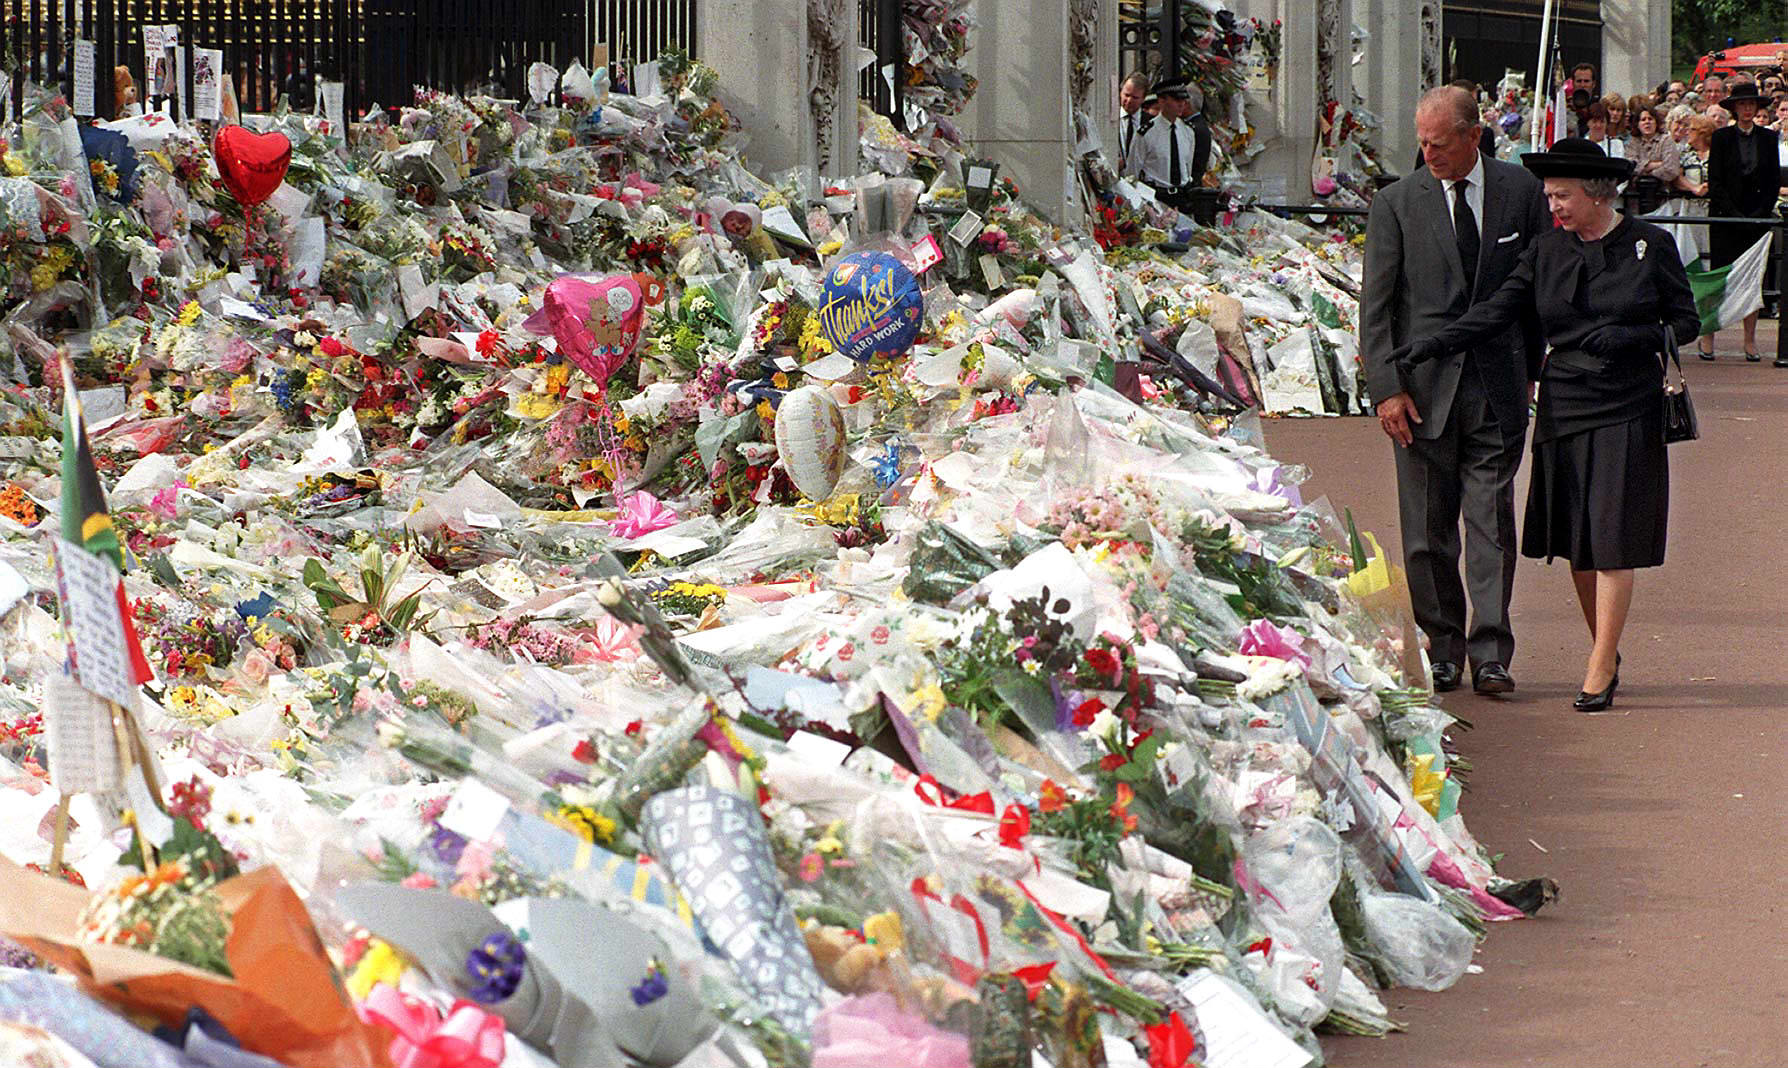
top-left (1693, 43), bottom-right (1788, 84)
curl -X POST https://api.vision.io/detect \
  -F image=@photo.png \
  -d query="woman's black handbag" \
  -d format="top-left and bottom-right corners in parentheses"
top-left (1660, 327), bottom-right (1699, 443)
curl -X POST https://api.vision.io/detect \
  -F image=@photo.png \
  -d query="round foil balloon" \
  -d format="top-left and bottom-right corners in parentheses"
top-left (212, 126), bottom-right (291, 206)
top-left (773, 386), bottom-right (848, 500)
top-left (817, 251), bottom-right (923, 363)
top-left (544, 275), bottom-right (645, 388)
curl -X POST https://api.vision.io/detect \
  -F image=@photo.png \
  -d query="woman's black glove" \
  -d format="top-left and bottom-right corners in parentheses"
top-left (1388, 336), bottom-right (1444, 392)
top-left (1579, 323), bottom-right (1664, 359)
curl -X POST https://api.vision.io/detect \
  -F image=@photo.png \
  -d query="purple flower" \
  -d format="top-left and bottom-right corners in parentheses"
top-left (465, 932), bottom-right (526, 1003)
top-left (0, 936), bottom-right (39, 970)
top-left (428, 825), bottom-right (468, 866)
top-left (629, 960), bottom-right (669, 1006)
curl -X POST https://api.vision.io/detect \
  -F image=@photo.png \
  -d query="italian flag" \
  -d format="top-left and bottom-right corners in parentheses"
top-left (1687, 234), bottom-right (1773, 336)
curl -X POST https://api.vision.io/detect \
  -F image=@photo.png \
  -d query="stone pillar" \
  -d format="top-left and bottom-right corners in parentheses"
top-left (959, 0), bottom-right (1080, 224)
top-left (1233, 0), bottom-right (1318, 201)
top-left (1354, 0), bottom-right (1424, 174)
top-left (1090, 0), bottom-right (1121, 160)
top-left (696, 0), bottom-right (856, 177)
top-left (1602, 0), bottom-right (1670, 97)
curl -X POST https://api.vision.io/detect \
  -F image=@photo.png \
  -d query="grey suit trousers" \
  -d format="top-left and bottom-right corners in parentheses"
top-left (1393, 361), bottom-right (1523, 670)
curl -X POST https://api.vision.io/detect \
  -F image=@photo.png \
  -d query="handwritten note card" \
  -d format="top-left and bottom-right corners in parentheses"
top-left (72, 40), bottom-right (96, 116)
top-left (54, 537), bottom-right (139, 707)
top-left (44, 670), bottom-right (122, 794)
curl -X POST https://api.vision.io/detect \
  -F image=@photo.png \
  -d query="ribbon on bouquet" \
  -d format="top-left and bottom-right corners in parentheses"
top-left (359, 984), bottom-right (505, 1068)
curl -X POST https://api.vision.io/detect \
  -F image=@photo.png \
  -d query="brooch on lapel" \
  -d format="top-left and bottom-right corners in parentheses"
top-left (1635, 239), bottom-right (1648, 261)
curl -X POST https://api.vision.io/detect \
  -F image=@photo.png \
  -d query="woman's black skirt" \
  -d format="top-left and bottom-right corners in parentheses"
top-left (1522, 410), bottom-right (1669, 570)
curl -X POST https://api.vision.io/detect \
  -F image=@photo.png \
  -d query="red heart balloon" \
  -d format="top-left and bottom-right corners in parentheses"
top-left (212, 126), bottom-right (292, 207)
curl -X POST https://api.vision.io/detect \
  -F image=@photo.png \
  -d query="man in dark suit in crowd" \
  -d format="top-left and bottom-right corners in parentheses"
top-left (1362, 86), bottom-right (1552, 695)
top-left (1570, 62), bottom-right (1598, 135)
top-left (1118, 72), bottom-right (1151, 174)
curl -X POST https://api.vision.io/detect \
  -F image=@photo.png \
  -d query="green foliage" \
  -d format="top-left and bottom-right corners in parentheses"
top-left (1671, 0), bottom-right (1783, 77)
top-left (119, 816), bottom-right (240, 883)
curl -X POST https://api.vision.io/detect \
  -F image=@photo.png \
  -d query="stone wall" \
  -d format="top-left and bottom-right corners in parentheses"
top-left (693, 0), bottom-right (1670, 213)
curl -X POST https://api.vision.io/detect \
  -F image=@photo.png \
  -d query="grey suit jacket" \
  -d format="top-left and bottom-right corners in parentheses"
top-left (1360, 155), bottom-right (1551, 439)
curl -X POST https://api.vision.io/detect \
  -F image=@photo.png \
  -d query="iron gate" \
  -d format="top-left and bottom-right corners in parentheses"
top-left (0, 0), bottom-right (698, 122)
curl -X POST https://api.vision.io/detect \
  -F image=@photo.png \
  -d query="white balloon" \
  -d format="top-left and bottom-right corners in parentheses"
top-left (773, 386), bottom-right (848, 501)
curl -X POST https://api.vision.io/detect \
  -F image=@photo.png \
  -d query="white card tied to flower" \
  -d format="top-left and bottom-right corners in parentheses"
top-left (54, 537), bottom-right (139, 709)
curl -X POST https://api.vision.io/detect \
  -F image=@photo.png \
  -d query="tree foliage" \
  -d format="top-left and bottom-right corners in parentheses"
top-left (1672, 0), bottom-right (1785, 77)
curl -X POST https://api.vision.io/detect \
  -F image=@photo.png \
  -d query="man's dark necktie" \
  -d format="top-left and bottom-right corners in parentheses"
top-left (1169, 122), bottom-right (1182, 188)
top-left (1453, 177), bottom-right (1479, 295)
top-left (1123, 116), bottom-right (1134, 158)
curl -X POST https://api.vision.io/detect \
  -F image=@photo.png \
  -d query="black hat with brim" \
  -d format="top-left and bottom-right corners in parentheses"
top-left (1723, 83), bottom-right (1768, 108)
top-left (1520, 137), bottom-right (1636, 181)
top-left (1153, 76), bottom-right (1191, 99)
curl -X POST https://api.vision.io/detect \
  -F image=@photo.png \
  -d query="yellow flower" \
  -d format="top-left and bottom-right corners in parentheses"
top-left (550, 804), bottom-right (618, 845)
top-left (1405, 751), bottom-right (1445, 817)
top-left (2, 153), bottom-right (24, 177)
top-left (863, 910), bottom-right (904, 953)
top-left (177, 300), bottom-right (202, 327)
top-left (347, 939), bottom-right (408, 1000)
top-left (908, 683), bottom-right (947, 723)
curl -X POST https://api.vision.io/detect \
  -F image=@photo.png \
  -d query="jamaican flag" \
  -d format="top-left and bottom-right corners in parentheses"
top-left (57, 361), bottom-right (153, 690)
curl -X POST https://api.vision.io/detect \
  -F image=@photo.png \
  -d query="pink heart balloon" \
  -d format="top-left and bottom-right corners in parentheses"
top-left (543, 275), bottom-right (645, 388)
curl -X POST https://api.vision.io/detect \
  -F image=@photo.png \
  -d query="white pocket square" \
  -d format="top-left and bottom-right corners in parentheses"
top-left (1496, 232), bottom-right (1520, 244)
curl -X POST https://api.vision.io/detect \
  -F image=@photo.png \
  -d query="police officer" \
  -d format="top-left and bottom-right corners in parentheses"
top-left (1126, 77), bottom-right (1211, 210)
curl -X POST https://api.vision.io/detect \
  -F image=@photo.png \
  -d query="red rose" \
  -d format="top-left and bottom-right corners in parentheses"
top-left (1085, 647), bottom-right (1121, 679)
top-left (1071, 697), bottom-right (1105, 727)
top-left (1099, 753), bottom-right (1126, 772)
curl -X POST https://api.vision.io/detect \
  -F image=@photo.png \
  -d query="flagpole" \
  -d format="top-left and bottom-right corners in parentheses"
top-left (111, 700), bottom-right (159, 869)
top-left (1532, 0), bottom-right (1555, 150)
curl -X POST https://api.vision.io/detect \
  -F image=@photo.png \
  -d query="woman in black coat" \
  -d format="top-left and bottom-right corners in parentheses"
top-left (1393, 139), bottom-right (1700, 711)
top-left (1706, 82), bottom-right (1781, 361)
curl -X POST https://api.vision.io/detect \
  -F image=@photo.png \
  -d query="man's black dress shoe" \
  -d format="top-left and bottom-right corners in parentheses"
top-left (1431, 662), bottom-right (1462, 692)
top-left (1473, 662), bottom-right (1515, 694)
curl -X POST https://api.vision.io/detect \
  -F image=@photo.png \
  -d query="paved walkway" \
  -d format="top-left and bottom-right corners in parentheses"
top-left (1262, 337), bottom-right (1788, 1067)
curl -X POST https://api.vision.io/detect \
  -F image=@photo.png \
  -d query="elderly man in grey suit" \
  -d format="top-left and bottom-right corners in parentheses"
top-left (1362, 86), bottom-right (1551, 695)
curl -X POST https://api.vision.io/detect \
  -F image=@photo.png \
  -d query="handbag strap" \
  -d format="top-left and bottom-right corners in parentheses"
top-left (1659, 323), bottom-right (1687, 391)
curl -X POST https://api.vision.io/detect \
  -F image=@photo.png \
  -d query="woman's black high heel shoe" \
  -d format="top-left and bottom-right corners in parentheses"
top-left (1698, 343), bottom-right (1716, 361)
top-left (1574, 673), bottom-right (1618, 712)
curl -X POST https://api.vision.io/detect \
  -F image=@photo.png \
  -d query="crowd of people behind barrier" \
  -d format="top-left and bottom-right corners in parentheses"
top-left (1448, 63), bottom-right (1787, 356)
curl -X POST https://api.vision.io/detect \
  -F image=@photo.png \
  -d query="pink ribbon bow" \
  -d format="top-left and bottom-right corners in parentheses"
top-left (360, 984), bottom-right (505, 1068)
top-left (609, 490), bottom-right (680, 539)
